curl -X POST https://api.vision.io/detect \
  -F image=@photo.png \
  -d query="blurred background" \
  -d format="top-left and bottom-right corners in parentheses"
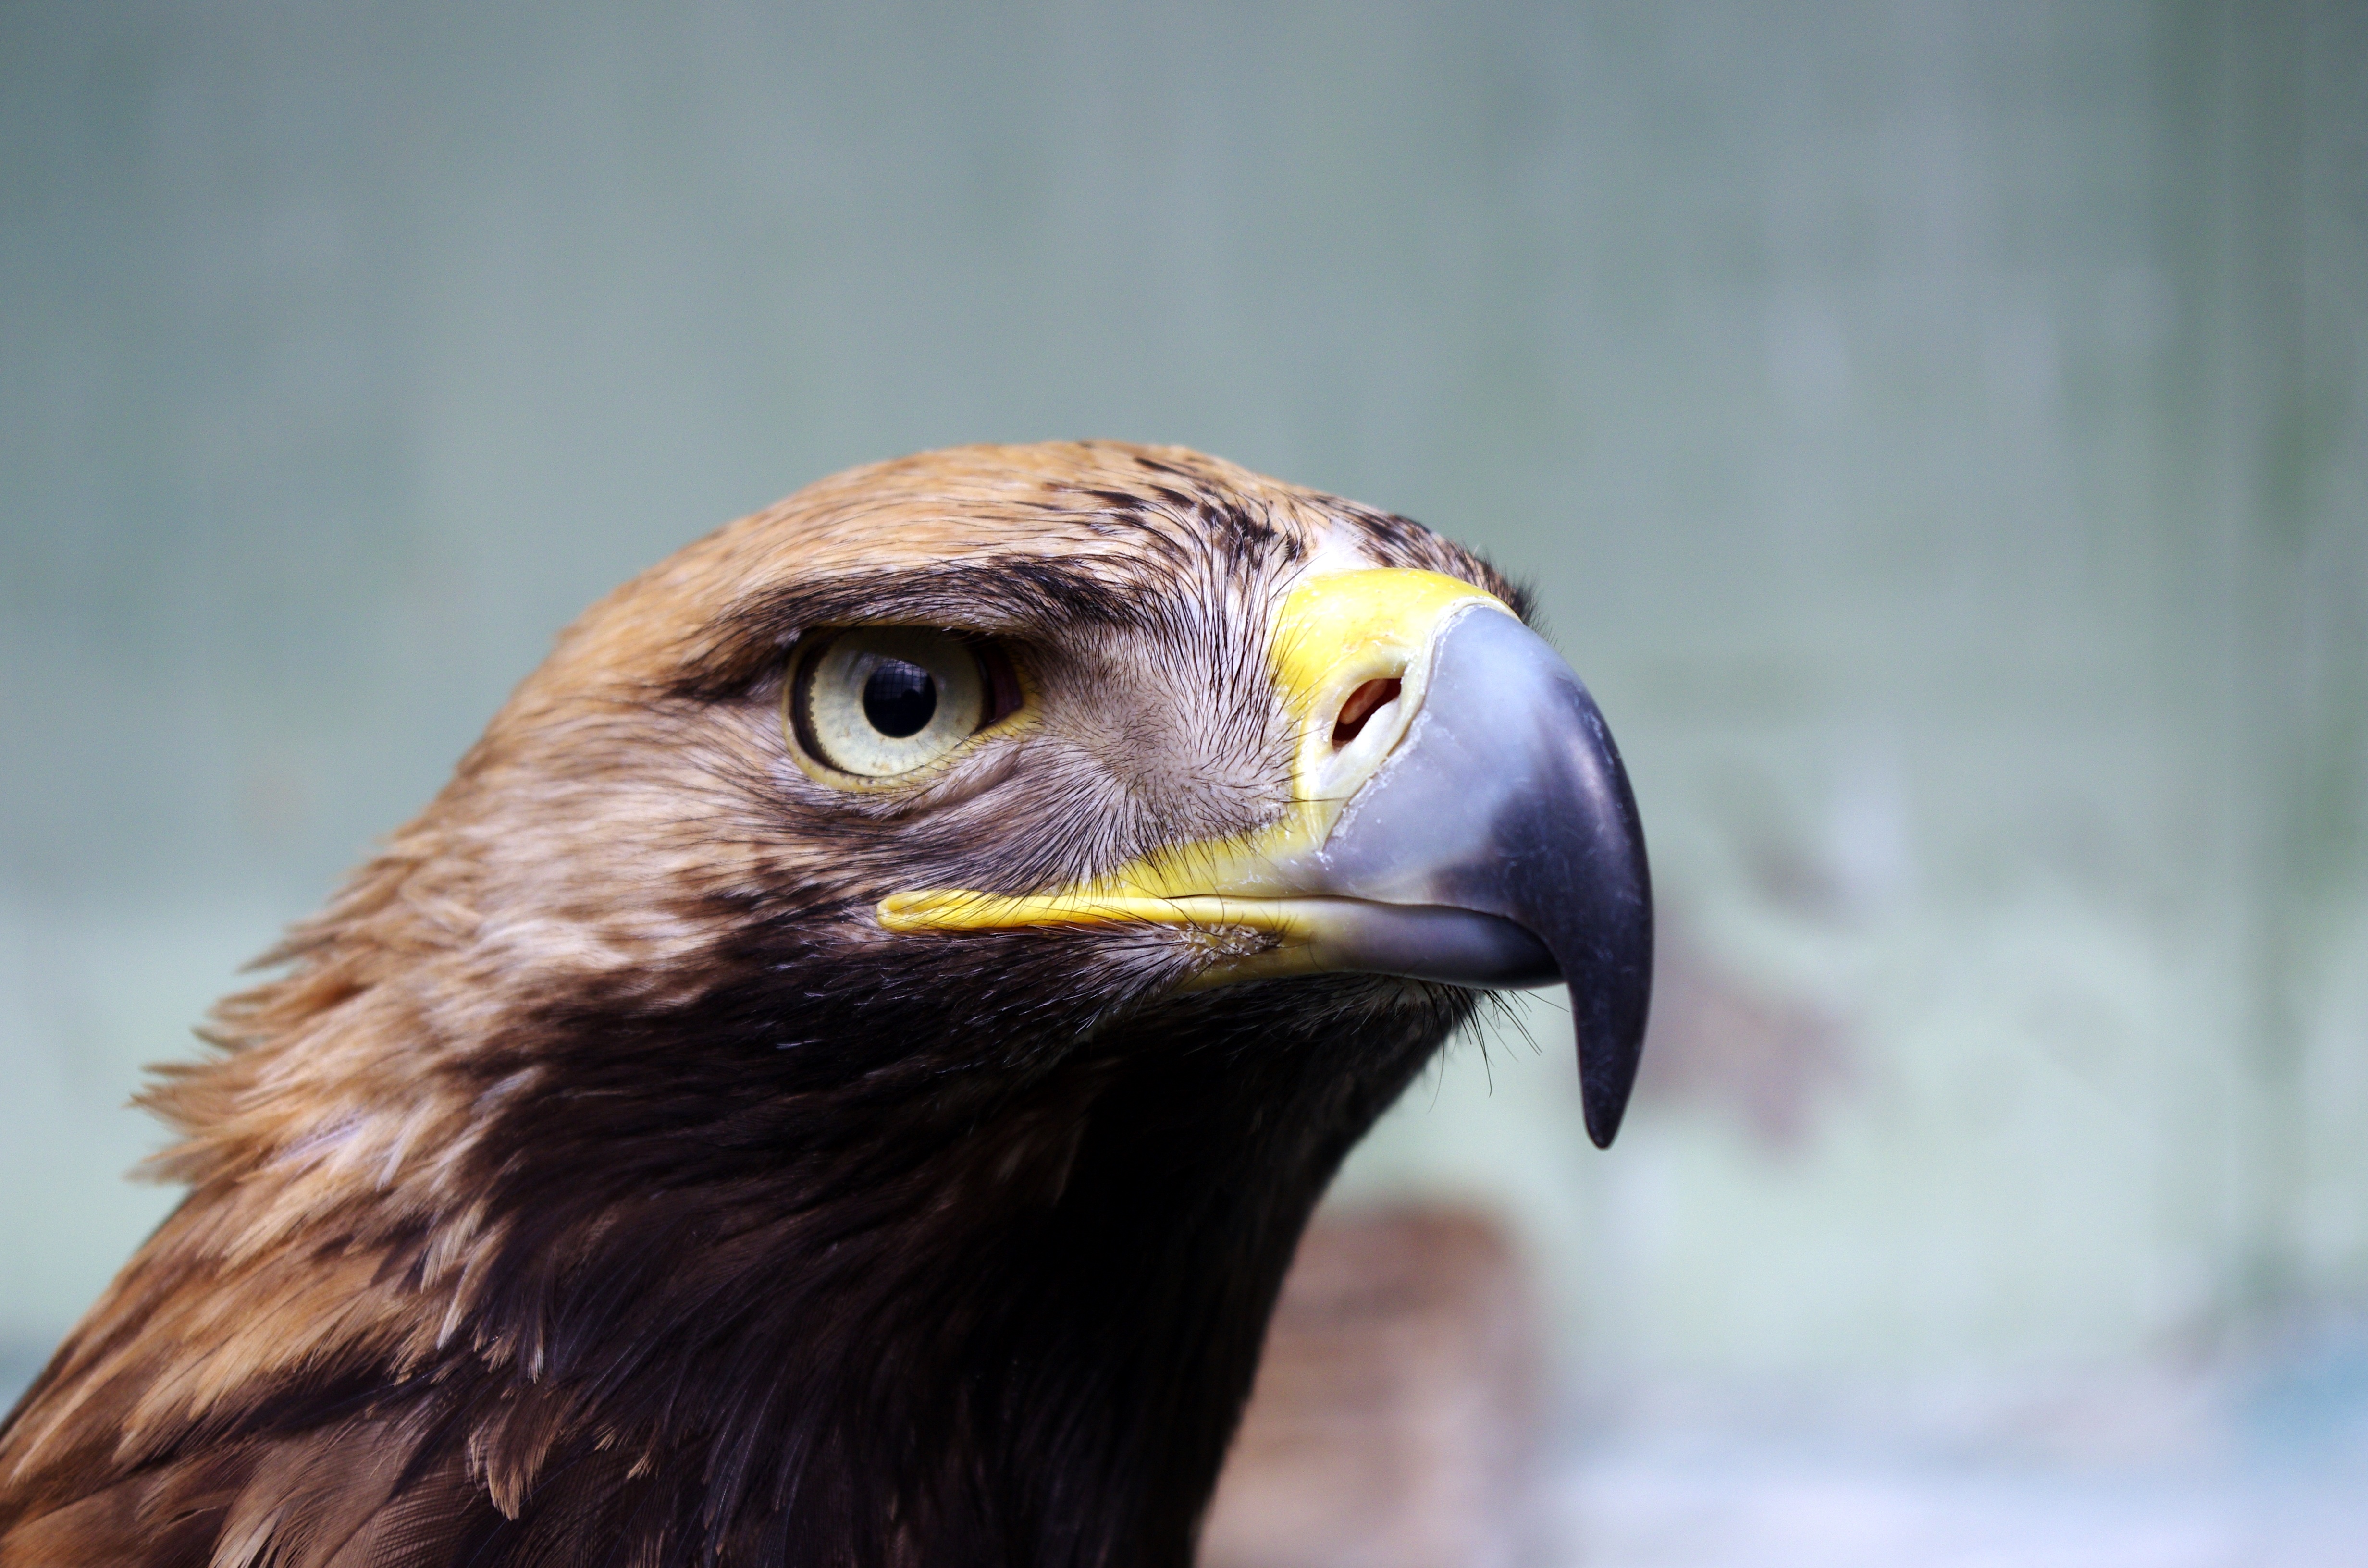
top-left (4, 2), bottom-right (2364, 1562)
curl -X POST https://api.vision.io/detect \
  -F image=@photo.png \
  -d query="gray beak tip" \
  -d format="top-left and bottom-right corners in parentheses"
top-left (1579, 962), bottom-right (1650, 1149)
top-left (1570, 885), bottom-right (1652, 1151)
top-left (1492, 646), bottom-right (1653, 1155)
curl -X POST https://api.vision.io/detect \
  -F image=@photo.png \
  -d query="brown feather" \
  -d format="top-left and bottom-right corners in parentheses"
top-left (0, 443), bottom-right (1525, 1567)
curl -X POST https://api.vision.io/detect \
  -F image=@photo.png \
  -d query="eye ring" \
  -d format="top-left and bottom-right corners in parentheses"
top-left (784, 627), bottom-right (1024, 784)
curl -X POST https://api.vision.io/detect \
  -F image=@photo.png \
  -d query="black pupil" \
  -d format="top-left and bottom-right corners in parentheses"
top-left (862, 660), bottom-right (937, 738)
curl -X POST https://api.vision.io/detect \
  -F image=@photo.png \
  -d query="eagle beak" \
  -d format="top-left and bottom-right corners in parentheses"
top-left (1284, 596), bottom-right (1654, 1148)
top-left (879, 569), bottom-right (1654, 1148)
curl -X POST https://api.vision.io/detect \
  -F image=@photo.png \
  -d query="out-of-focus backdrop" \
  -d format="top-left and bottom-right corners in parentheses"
top-left (4, 3), bottom-right (2364, 1561)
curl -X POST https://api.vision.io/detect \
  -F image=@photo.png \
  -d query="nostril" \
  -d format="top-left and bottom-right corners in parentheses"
top-left (1331, 677), bottom-right (1403, 748)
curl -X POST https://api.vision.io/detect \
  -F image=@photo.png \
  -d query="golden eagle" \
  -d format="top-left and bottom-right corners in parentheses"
top-left (0, 442), bottom-right (1650, 1568)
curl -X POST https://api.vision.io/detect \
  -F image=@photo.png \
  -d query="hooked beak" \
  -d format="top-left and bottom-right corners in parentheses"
top-left (880, 569), bottom-right (1654, 1149)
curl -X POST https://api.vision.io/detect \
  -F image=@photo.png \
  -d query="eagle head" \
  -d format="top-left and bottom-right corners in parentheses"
top-left (0, 442), bottom-right (1649, 1568)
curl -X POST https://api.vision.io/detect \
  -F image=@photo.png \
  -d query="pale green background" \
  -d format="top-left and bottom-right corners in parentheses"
top-left (4, 0), bottom-right (2364, 1436)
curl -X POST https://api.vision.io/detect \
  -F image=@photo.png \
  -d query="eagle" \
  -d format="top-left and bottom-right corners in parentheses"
top-left (0, 442), bottom-right (1650, 1568)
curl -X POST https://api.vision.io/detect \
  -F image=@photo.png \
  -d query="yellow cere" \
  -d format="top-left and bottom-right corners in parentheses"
top-left (876, 568), bottom-right (1510, 935)
top-left (1265, 568), bottom-right (1505, 723)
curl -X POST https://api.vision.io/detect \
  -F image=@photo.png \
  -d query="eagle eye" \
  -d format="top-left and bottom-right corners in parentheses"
top-left (787, 627), bottom-right (1021, 780)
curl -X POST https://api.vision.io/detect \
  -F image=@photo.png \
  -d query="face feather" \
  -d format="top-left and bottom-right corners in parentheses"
top-left (0, 441), bottom-right (1547, 1568)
